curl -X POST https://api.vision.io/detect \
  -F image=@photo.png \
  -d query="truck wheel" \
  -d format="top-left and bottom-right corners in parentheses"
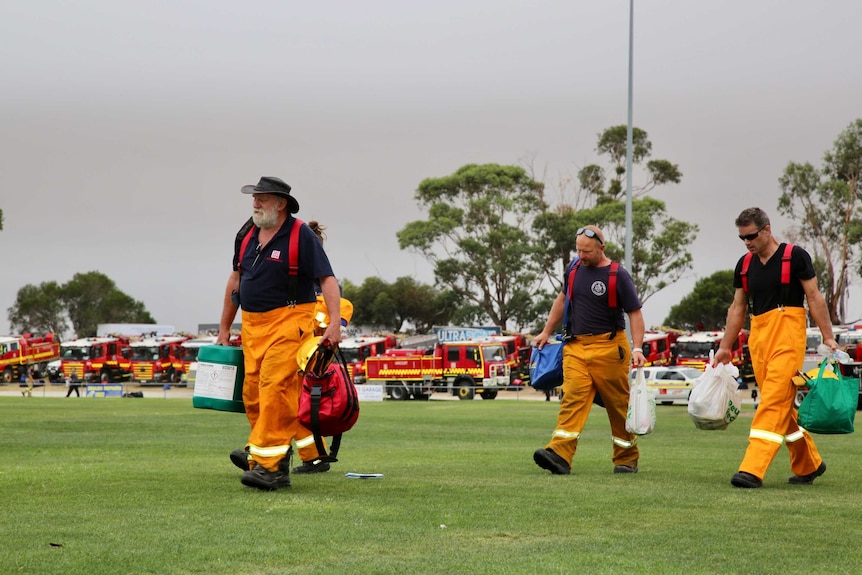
top-left (390, 386), bottom-right (409, 401)
top-left (2, 367), bottom-right (13, 383)
top-left (480, 390), bottom-right (498, 400)
top-left (457, 385), bottom-right (474, 400)
top-left (794, 389), bottom-right (806, 409)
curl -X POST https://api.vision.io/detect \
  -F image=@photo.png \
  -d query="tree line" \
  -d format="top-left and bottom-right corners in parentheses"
top-left (6, 120), bottom-right (862, 336)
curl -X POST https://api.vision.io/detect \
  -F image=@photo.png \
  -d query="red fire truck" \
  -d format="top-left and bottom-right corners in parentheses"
top-left (128, 335), bottom-right (189, 384)
top-left (365, 340), bottom-right (510, 401)
top-left (60, 337), bottom-right (132, 382)
top-left (339, 335), bottom-right (397, 384)
top-left (640, 331), bottom-right (675, 367)
top-left (0, 333), bottom-right (61, 382)
top-left (675, 330), bottom-right (752, 379)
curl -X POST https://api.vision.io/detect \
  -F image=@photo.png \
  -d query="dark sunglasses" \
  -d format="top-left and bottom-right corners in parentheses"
top-left (738, 226), bottom-right (766, 242)
top-left (577, 227), bottom-right (603, 245)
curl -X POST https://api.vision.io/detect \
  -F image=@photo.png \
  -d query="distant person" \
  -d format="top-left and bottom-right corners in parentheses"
top-left (216, 176), bottom-right (342, 491)
top-left (715, 207), bottom-right (835, 488)
top-left (21, 371), bottom-right (33, 397)
top-left (532, 225), bottom-right (646, 476)
top-left (66, 372), bottom-right (81, 397)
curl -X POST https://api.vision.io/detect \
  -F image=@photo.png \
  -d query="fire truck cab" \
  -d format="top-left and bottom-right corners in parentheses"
top-left (487, 333), bottom-right (532, 388)
top-left (640, 331), bottom-right (675, 367)
top-left (0, 333), bottom-right (61, 382)
top-left (128, 335), bottom-right (189, 384)
top-left (177, 336), bottom-right (217, 384)
top-left (60, 337), bottom-right (131, 383)
top-left (365, 340), bottom-right (510, 401)
top-left (675, 331), bottom-right (751, 379)
top-left (339, 335), bottom-right (397, 384)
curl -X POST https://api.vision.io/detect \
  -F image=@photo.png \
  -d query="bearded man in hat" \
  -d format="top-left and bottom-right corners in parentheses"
top-left (216, 176), bottom-right (342, 490)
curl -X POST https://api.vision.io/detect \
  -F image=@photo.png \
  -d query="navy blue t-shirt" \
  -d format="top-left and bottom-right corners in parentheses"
top-left (563, 263), bottom-right (642, 335)
top-left (732, 243), bottom-right (814, 316)
top-left (233, 217), bottom-right (334, 313)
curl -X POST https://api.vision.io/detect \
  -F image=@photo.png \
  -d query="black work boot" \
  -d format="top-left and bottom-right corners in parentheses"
top-left (533, 448), bottom-right (571, 475)
top-left (292, 458), bottom-right (331, 474)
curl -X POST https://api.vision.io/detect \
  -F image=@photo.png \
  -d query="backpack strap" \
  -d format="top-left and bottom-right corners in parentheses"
top-left (779, 243), bottom-right (794, 307)
top-left (780, 243), bottom-right (794, 284)
top-left (286, 218), bottom-right (303, 305)
top-left (740, 252), bottom-right (753, 295)
top-left (236, 218), bottom-right (256, 275)
top-left (563, 259), bottom-right (579, 339)
top-left (607, 262), bottom-right (619, 339)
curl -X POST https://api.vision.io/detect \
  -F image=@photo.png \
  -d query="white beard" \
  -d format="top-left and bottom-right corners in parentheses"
top-left (252, 205), bottom-right (279, 228)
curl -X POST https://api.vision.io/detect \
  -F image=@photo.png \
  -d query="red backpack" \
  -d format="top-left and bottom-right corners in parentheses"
top-left (298, 347), bottom-right (360, 462)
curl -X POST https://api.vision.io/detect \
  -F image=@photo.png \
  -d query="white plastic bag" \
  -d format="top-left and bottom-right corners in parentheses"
top-left (626, 367), bottom-right (656, 435)
top-left (687, 352), bottom-right (742, 430)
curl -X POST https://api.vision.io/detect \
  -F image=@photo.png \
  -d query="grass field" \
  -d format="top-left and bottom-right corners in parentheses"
top-left (2, 396), bottom-right (861, 575)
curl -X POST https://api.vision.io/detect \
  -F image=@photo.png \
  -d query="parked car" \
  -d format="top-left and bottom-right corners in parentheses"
top-left (46, 360), bottom-right (63, 383)
top-left (630, 366), bottom-right (704, 405)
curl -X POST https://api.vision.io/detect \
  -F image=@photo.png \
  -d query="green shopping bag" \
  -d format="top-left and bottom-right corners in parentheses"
top-left (797, 360), bottom-right (857, 434)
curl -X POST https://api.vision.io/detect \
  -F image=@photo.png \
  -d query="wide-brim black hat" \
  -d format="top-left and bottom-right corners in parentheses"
top-left (241, 176), bottom-right (299, 213)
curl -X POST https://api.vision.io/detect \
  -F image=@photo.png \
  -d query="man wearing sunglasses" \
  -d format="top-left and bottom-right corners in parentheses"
top-left (533, 225), bottom-right (646, 476)
top-left (715, 207), bottom-right (837, 488)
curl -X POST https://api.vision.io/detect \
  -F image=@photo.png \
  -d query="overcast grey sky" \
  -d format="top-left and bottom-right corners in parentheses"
top-left (3, 1), bottom-right (862, 336)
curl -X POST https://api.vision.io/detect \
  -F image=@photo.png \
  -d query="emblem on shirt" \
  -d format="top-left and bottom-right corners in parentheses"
top-left (591, 281), bottom-right (607, 297)
top-left (271, 250), bottom-right (281, 260)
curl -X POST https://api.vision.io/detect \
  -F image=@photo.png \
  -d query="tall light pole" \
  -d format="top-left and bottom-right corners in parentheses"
top-left (624, 0), bottom-right (635, 341)
top-left (624, 0), bottom-right (634, 270)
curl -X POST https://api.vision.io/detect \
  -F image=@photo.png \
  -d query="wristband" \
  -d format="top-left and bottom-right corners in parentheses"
top-left (632, 348), bottom-right (643, 354)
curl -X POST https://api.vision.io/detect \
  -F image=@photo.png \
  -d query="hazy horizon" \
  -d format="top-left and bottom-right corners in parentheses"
top-left (4, 1), bottom-right (862, 336)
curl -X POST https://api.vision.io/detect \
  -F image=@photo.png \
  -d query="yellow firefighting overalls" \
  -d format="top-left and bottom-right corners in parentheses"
top-left (241, 303), bottom-right (325, 471)
top-left (740, 306), bottom-right (822, 479)
top-left (545, 331), bottom-right (639, 468)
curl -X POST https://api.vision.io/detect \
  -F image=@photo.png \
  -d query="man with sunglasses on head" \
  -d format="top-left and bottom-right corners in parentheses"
top-left (715, 207), bottom-right (837, 488)
top-left (533, 225), bottom-right (646, 476)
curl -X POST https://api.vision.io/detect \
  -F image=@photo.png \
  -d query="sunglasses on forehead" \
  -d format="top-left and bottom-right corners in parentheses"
top-left (576, 227), bottom-right (603, 245)
top-left (738, 225), bottom-right (766, 241)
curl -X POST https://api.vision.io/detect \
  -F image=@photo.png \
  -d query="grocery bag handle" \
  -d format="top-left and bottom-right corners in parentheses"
top-left (810, 358), bottom-right (837, 390)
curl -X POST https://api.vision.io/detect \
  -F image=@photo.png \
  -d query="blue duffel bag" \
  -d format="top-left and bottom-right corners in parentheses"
top-left (529, 338), bottom-right (565, 391)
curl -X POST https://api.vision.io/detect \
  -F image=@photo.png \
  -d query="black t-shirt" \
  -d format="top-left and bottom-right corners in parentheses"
top-left (732, 243), bottom-right (815, 316)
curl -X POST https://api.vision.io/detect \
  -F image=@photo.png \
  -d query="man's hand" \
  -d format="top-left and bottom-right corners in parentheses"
top-left (713, 348), bottom-right (732, 366)
top-left (320, 324), bottom-right (343, 347)
top-left (631, 350), bottom-right (645, 368)
top-left (533, 332), bottom-right (550, 350)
